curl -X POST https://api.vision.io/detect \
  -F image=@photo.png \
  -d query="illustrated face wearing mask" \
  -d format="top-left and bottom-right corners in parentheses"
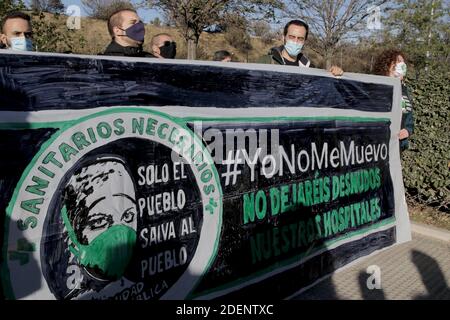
top-left (283, 24), bottom-right (307, 58)
top-left (62, 159), bottom-right (138, 280)
top-left (114, 11), bottom-right (145, 45)
top-left (0, 17), bottom-right (33, 51)
top-left (152, 35), bottom-right (176, 59)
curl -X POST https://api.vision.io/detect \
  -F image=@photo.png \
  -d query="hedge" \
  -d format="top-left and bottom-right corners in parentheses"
top-left (402, 69), bottom-right (450, 212)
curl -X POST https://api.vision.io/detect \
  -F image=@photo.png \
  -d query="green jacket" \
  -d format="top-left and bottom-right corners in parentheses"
top-left (400, 84), bottom-right (414, 151)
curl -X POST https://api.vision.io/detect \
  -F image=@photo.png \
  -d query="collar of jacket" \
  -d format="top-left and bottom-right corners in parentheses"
top-left (269, 45), bottom-right (311, 67)
top-left (104, 41), bottom-right (146, 57)
top-left (269, 46), bottom-right (285, 64)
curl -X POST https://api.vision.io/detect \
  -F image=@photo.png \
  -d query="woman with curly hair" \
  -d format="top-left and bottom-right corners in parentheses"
top-left (374, 49), bottom-right (414, 151)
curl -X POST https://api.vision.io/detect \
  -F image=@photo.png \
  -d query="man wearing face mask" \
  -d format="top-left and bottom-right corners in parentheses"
top-left (259, 20), bottom-right (343, 77)
top-left (103, 8), bottom-right (154, 57)
top-left (150, 33), bottom-right (177, 59)
top-left (0, 11), bottom-right (34, 51)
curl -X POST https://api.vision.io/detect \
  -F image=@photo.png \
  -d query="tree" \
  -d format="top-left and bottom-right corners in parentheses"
top-left (152, 16), bottom-right (161, 27)
top-left (0, 0), bottom-right (26, 17)
top-left (251, 20), bottom-right (278, 44)
top-left (0, 1), bottom-right (80, 53)
top-left (383, 0), bottom-right (449, 74)
top-left (81, 0), bottom-right (135, 20)
top-left (251, 20), bottom-right (271, 37)
top-left (224, 14), bottom-right (252, 58)
top-left (286, 0), bottom-right (389, 69)
top-left (147, 0), bottom-right (283, 60)
top-left (30, 10), bottom-right (85, 53)
top-left (31, 0), bottom-right (64, 13)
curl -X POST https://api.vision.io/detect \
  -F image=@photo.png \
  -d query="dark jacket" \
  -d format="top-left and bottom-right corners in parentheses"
top-left (400, 84), bottom-right (414, 151)
top-left (102, 41), bottom-right (155, 58)
top-left (258, 45), bottom-right (314, 68)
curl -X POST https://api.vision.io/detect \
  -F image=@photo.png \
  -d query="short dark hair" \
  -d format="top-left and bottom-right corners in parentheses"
top-left (1, 11), bottom-right (31, 33)
top-left (107, 8), bottom-right (137, 38)
top-left (213, 50), bottom-right (232, 61)
top-left (283, 20), bottom-right (309, 40)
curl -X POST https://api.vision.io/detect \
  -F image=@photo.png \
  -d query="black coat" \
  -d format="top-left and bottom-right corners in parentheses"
top-left (102, 41), bottom-right (155, 58)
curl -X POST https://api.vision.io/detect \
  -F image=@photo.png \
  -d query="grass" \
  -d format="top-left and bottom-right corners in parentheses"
top-left (407, 198), bottom-right (450, 231)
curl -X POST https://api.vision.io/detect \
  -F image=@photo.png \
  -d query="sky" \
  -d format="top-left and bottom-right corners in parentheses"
top-left (60, 0), bottom-right (162, 23)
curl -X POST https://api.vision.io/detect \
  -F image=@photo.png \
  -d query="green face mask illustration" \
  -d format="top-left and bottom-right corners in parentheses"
top-left (62, 206), bottom-right (136, 280)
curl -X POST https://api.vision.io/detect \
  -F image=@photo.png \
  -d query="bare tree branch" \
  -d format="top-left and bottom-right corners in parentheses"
top-left (147, 0), bottom-right (283, 59)
top-left (287, 0), bottom-right (388, 68)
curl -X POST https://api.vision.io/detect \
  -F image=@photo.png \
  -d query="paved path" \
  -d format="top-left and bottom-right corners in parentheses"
top-left (292, 229), bottom-right (450, 300)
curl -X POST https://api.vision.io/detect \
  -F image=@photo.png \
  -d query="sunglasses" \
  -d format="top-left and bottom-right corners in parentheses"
top-left (161, 41), bottom-right (176, 47)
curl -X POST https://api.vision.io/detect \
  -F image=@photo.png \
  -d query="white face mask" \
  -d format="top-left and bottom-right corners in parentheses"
top-left (10, 37), bottom-right (33, 51)
top-left (394, 62), bottom-right (407, 78)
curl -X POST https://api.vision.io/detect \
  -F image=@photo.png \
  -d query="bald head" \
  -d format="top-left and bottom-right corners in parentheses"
top-left (151, 33), bottom-right (176, 59)
top-left (151, 33), bottom-right (172, 47)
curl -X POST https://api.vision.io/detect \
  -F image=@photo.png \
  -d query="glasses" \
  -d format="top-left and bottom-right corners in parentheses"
top-left (161, 41), bottom-right (176, 47)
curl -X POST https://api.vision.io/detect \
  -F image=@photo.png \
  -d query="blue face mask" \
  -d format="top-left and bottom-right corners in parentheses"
top-left (10, 37), bottom-right (33, 51)
top-left (119, 22), bottom-right (145, 42)
top-left (284, 40), bottom-right (303, 57)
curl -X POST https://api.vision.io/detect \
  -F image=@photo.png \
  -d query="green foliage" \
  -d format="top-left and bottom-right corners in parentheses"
top-left (0, 1), bottom-right (79, 53)
top-left (383, 0), bottom-right (449, 72)
top-left (0, 0), bottom-right (26, 17)
top-left (401, 70), bottom-right (450, 212)
top-left (31, 11), bottom-right (85, 53)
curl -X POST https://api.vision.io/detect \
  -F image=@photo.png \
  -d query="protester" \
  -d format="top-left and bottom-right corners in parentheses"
top-left (259, 20), bottom-right (343, 76)
top-left (0, 11), bottom-right (33, 51)
top-left (213, 50), bottom-right (233, 62)
top-left (103, 8), bottom-right (154, 57)
top-left (150, 33), bottom-right (177, 59)
top-left (374, 49), bottom-right (414, 151)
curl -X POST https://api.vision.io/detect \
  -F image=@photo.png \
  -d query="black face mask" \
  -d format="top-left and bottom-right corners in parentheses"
top-left (159, 41), bottom-right (176, 59)
top-left (118, 22), bottom-right (145, 43)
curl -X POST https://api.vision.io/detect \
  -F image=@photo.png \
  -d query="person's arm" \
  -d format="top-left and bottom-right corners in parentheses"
top-left (402, 85), bottom-right (414, 136)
